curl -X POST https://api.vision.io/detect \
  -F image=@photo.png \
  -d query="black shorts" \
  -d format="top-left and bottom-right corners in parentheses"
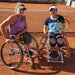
top-left (9, 32), bottom-right (32, 45)
top-left (20, 32), bottom-right (32, 45)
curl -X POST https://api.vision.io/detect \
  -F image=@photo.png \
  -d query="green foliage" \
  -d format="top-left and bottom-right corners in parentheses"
top-left (57, 0), bottom-right (62, 2)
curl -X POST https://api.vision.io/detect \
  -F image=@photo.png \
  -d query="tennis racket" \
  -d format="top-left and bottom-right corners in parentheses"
top-left (56, 19), bottom-right (70, 32)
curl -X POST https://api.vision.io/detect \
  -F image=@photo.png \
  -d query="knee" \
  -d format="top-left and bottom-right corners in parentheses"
top-left (49, 33), bottom-right (56, 47)
top-left (57, 35), bottom-right (64, 47)
top-left (49, 38), bottom-right (56, 47)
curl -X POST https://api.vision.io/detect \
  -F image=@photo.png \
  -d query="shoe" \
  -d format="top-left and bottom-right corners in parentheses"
top-left (29, 50), bottom-right (34, 57)
top-left (49, 50), bottom-right (59, 58)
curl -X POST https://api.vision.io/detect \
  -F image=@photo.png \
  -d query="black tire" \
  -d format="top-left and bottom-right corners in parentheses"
top-left (20, 32), bottom-right (38, 56)
top-left (38, 34), bottom-right (47, 51)
top-left (64, 36), bottom-right (71, 56)
top-left (1, 41), bottom-right (23, 69)
top-left (30, 35), bottom-right (39, 56)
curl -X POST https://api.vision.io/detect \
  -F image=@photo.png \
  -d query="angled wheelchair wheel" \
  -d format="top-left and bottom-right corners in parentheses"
top-left (63, 36), bottom-right (71, 56)
top-left (30, 35), bottom-right (39, 56)
top-left (20, 32), bottom-right (38, 56)
top-left (38, 34), bottom-right (48, 51)
top-left (1, 41), bottom-right (23, 69)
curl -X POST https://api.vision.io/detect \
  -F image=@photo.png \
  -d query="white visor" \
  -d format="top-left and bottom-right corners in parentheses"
top-left (49, 6), bottom-right (57, 11)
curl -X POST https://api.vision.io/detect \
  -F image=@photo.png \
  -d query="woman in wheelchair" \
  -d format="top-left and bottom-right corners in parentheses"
top-left (0, 2), bottom-right (34, 57)
top-left (43, 5), bottom-right (64, 58)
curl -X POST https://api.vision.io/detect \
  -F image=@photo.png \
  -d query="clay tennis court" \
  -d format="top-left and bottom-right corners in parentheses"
top-left (0, 2), bottom-right (75, 75)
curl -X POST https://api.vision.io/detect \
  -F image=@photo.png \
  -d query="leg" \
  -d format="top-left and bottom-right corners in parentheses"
top-left (22, 32), bottom-right (38, 67)
top-left (20, 32), bottom-right (38, 57)
top-left (23, 35), bottom-right (34, 57)
top-left (56, 34), bottom-right (64, 52)
top-left (49, 33), bottom-right (56, 51)
top-left (49, 33), bottom-right (59, 58)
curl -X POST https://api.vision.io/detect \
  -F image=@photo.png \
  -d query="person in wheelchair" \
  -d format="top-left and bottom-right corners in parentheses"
top-left (0, 2), bottom-right (34, 57)
top-left (43, 5), bottom-right (65, 58)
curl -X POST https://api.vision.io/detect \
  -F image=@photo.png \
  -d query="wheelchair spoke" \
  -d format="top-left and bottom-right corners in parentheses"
top-left (1, 42), bottom-right (23, 69)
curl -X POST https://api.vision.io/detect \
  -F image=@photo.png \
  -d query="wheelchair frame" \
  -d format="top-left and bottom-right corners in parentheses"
top-left (0, 35), bottom-right (39, 69)
top-left (38, 33), bottom-right (71, 63)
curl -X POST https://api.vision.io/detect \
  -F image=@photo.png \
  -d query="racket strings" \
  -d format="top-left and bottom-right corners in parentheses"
top-left (56, 19), bottom-right (70, 32)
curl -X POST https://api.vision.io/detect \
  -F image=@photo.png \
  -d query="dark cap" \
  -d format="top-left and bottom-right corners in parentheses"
top-left (16, 3), bottom-right (27, 10)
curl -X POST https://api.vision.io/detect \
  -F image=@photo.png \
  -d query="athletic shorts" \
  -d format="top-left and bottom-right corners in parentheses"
top-left (9, 32), bottom-right (32, 45)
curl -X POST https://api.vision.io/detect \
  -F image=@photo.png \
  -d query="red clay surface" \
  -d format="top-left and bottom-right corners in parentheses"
top-left (0, 2), bottom-right (75, 75)
top-left (0, 2), bottom-right (75, 32)
top-left (0, 32), bottom-right (75, 75)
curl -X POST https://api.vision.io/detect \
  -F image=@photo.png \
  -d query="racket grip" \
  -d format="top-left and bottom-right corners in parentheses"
top-left (59, 31), bottom-right (63, 34)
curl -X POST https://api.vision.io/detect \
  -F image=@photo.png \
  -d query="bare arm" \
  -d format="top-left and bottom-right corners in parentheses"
top-left (43, 25), bottom-right (47, 34)
top-left (0, 15), bottom-right (17, 39)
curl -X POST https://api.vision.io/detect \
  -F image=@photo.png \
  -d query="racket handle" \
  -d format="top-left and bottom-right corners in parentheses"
top-left (59, 31), bottom-right (63, 34)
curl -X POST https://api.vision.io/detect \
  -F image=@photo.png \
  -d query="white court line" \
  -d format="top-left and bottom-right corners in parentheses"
top-left (0, 9), bottom-right (75, 12)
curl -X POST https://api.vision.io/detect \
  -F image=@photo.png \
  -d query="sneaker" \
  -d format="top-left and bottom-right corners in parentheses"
top-left (29, 50), bottom-right (34, 57)
top-left (49, 50), bottom-right (59, 58)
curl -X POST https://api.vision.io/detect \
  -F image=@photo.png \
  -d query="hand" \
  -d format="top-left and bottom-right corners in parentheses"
top-left (5, 39), bottom-right (12, 43)
top-left (59, 31), bottom-right (63, 34)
